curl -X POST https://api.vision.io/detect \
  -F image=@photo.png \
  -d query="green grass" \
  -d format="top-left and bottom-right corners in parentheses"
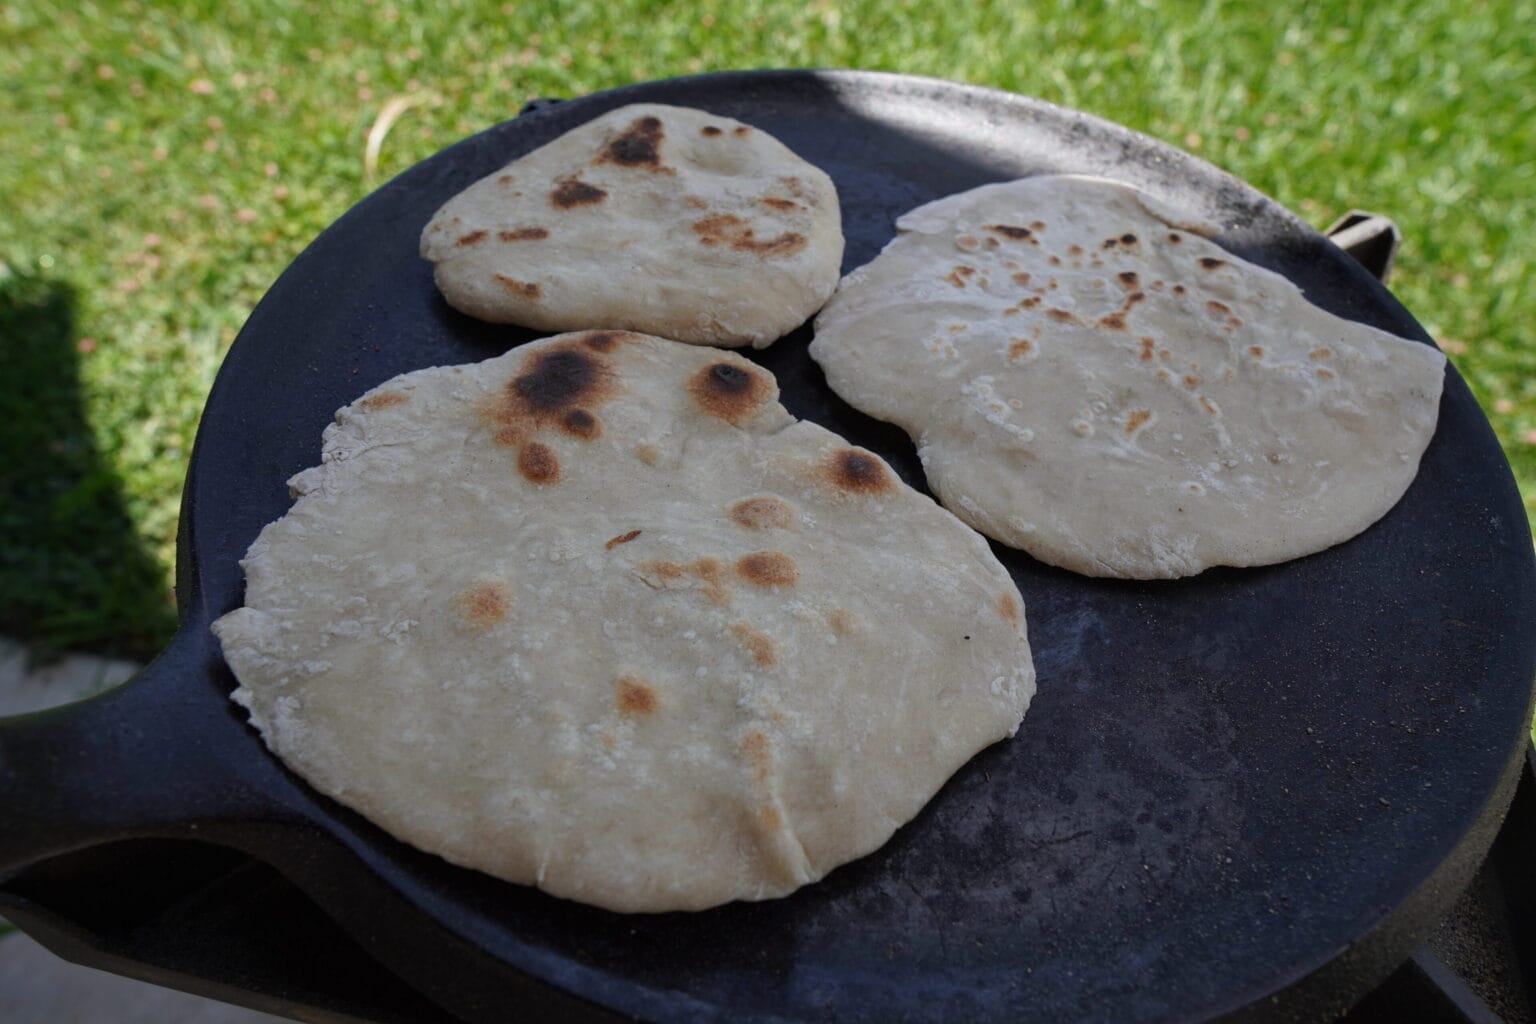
top-left (0, 0), bottom-right (1532, 660)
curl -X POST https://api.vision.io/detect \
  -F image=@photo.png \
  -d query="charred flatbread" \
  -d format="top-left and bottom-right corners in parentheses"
top-left (810, 175), bottom-right (1446, 578)
top-left (421, 104), bottom-right (843, 348)
top-left (212, 331), bottom-right (1033, 912)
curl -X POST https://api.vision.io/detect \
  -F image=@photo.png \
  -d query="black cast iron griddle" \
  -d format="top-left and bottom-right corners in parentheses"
top-left (2, 71), bottom-right (1534, 1024)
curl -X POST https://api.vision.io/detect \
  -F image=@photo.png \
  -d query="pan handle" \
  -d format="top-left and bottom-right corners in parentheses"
top-left (0, 625), bottom-right (302, 878)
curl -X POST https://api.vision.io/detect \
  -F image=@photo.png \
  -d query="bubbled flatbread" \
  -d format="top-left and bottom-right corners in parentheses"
top-left (421, 104), bottom-right (843, 348)
top-left (810, 175), bottom-right (1447, 579)
top-left (211, 331), bottom-right (1032, 912)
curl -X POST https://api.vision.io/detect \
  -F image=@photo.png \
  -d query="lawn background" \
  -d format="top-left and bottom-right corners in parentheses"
top-left (1, 0), bottom-right (1532, 662)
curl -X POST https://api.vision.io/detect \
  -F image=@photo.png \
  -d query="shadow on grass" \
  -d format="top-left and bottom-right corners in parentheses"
top-left (0, 265), bottom-right (175, 662)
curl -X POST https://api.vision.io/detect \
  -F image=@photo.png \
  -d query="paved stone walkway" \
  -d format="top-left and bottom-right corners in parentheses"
top-left (0, 639), bottom-right (287, 1023)
top-left (0, 931), bottom-right (286, 1023)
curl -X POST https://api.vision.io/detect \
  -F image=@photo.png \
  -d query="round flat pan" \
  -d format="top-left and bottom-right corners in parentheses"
top-left (2, 71), bottom-right (1533, 1023)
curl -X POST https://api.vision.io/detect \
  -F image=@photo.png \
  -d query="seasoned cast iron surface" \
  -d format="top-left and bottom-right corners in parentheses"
top-left (169, 72), bottom-right (1535, 1022)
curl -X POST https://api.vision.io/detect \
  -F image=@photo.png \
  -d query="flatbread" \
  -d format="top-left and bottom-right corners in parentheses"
top-left (211, 331), bottom-right (1033, 912)
top-left (810, 175), bottom-right (1447, 579)
top-left (421, 104), bottom-right (843, 348)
